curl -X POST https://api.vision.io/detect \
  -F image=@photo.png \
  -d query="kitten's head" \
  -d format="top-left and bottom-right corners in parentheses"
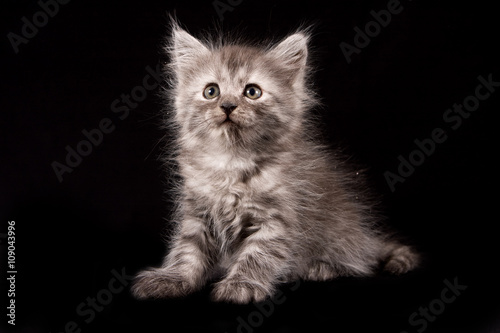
top-left (166, 23), bottom-right (316, 153)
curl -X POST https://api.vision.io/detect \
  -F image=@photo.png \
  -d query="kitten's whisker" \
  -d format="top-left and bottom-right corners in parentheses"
top-left (144, 133), bottom-right (168, 161)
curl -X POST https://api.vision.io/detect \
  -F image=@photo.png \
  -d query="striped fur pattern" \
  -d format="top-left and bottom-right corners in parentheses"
top-left (132, 22), bottom-right (419, 304)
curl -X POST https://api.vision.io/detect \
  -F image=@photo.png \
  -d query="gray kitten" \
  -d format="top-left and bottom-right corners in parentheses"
top-left (132, 22), bottom-right (419, 304)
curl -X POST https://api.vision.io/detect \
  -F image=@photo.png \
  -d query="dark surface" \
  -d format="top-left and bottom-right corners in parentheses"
top-left (1, 1), bottom-right (499, 332)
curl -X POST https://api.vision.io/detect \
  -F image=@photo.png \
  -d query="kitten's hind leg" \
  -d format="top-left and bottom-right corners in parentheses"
top-left (380, 240), bottom-right (420, 274)
top-left (132, 217), bottom-right (216, 299)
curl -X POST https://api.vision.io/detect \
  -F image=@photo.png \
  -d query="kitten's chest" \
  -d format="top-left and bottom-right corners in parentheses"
top-left (182, 153), bottom-right (287, 254)
top-left (183, 148), bottom-right (290, 222)
top-left (184, 153), bottom-right (272, 216)
top-left (184, 154), bottom-right (250, 200)
top-left (188, 167), bottom-right (248, 209)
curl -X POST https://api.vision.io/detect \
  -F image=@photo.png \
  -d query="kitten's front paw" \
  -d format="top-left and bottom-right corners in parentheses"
top-left (131, 268), bottom-right (197, 300)
top-left (211, 278), bottom-right (270, 304)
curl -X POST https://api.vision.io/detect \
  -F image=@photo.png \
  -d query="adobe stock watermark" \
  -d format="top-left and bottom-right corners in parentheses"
top-left (49, 267), bottom-right (134, 333)
top-left (7, 0), bottom-right (72, 54)
top-left (51, 63), bottom-right (162, 183)
top-left (5, 221), bottom-right (17, 326)
top-left (385, 73), bottom-right (499, 192)
top-left (212, 0), bottom-right (243, 21)
top-left (400, 276), bottom-right (467, 333)
top-left (339, 0), bottom-right (413, 64)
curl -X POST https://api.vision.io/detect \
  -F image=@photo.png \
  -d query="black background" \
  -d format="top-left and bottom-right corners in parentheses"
top-left (1, 0), bottom-right (499, 332)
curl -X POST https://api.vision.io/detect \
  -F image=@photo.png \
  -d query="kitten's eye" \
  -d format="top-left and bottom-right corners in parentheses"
top-left (203, 84), bottom-right (220, 99)
top-left (244, 85), bottom-right (262, 99)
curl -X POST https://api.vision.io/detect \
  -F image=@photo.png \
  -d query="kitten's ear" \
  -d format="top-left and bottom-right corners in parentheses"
top-left (169, 24), bottom-right (209, 69)
top-left (268, 32), bottom-right (309, 78)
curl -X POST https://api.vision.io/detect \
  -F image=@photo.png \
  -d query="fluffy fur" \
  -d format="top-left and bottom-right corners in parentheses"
top-left (132, 21), bottom-right (419, 304)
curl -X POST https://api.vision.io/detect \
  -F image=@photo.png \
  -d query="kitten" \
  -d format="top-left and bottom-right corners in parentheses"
top-left (131, 21), bottom-right (420, 304)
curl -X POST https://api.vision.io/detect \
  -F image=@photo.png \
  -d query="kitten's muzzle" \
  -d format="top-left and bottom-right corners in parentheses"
top-left (220, 102), bottom-right (237, 116)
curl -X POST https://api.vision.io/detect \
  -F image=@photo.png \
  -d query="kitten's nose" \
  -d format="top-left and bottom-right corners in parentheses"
top-left (220, 102), bottom-right (237, 116)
